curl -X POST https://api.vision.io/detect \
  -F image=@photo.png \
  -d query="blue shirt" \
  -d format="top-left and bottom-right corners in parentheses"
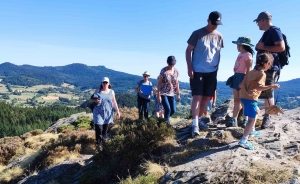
top-left (258, 26), bottom-right (283, 70)
top-left (187, 27), bottom-right (223, 73)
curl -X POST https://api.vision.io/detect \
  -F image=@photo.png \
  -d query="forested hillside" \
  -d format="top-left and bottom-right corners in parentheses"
top-left (0, 102), bottom-right (86, 138)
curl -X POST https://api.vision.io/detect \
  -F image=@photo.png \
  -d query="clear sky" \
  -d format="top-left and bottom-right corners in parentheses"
top-left (0, 0), bottom-right (299, 83)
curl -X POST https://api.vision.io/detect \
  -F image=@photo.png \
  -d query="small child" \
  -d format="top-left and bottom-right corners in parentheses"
top-left (238, 53), bottom-right (280, 150)
top-left (153, 86), bottom-right (164, 118)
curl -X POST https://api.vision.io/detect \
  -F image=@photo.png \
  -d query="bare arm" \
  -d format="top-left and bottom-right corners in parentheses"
top-left (245, 58), bottom-right (253, 73)
top-left (186, 45), bottom-right (195, 79)
top-left (256, 40), bottom-right (285, 52)
top-left (157, 76), bottom-right (163, 103)
top-left (176, 79), bottom-right (180, 102)
top-left (255, 83), bottom-right (280, 91)
top-left (111, 90), bottom-right (120, 118)
top-left (134, 84), bottom-right (142, 94)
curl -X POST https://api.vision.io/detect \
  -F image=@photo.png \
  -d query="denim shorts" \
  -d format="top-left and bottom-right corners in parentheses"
top-left (232, 73), bottom-right (245, 91)
top-left (240, 98), bottom-right (258, 118)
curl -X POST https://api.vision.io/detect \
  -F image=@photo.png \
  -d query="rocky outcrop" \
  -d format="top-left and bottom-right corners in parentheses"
top-left (163, 100), bottom-right (300, 183)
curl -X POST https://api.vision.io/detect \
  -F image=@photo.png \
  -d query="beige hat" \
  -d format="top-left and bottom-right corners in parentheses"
top-left (101, 77), bottom-right (110, 83)
top-left (142, 71), bottom-right (150, 76)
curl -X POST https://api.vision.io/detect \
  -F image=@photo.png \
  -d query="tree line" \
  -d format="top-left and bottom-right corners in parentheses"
top-left (0, 101), bottom-right (86, 138)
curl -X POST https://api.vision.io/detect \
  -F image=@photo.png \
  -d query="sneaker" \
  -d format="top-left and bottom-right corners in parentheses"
top-left (192, 126), bottom-right (200, 137)
top-left (243, 119), bottom-right (248, 127)
top-left (238, 140), bottom-right (254, 150)
top-left (249, 130), bottom-right (261, 137)
top-left (198, 120), bottom-right (209, 130)
top-left (225, 117), bottom-right (237, 127)
top-left (261, 116), bottom-right (271, 129)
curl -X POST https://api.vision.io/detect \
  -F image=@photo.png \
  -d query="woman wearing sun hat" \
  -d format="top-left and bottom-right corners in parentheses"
top-left (135, 71), bottom-right (153, 120)
top-left (157, 56), bottom-right (181, 124)
top-left (226, 37), bottom-right (255, 128)
top-left (91, 77), bottom-right (120, 151)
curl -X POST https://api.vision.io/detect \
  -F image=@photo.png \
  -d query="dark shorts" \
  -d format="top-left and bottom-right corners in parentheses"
top-left (190, 71), bottom-right (217, 96)
top-left (259, 70), bottom-right (279, 99)
top-left (232, 73), bottom-right (245, 91)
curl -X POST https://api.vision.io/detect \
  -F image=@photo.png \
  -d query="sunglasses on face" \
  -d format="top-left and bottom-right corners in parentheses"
top-left (102, 81), bottom-right (108, 84)
top-left (143, 75), bottom-right (149, 78)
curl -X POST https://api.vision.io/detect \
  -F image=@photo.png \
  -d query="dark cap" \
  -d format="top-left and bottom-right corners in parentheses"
top-left (167, 56), bottom-right (176, 65)
top-left (253, 11), bottom-right (272, 22)
top-left (209, 11), bottom-right (222, 25)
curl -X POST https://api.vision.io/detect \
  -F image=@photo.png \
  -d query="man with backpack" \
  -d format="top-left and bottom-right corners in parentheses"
top-left (254, 11), bottom-right (287, 129)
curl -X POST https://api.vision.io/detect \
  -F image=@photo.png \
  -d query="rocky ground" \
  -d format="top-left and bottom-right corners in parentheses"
top-left (8, 100), bottom-right (300, 184)
top-left (162, 100), bottom-right (300, 184)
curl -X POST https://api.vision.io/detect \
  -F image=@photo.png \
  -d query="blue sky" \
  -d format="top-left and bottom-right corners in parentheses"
top-left (0, 0), bottom-right (299, 83)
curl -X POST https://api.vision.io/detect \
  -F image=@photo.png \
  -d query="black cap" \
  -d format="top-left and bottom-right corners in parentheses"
top-left (167, 56), bottom-right (176, 65)
top-left (209, 11), bottom-right (222, 25)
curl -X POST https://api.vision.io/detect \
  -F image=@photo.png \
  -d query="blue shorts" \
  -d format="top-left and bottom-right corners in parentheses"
top-left (232, 73), bottom-right (245, 91)
top-left (240, 98), bottom-right (258, 118)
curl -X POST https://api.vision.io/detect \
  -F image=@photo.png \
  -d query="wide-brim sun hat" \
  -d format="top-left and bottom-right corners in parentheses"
top-left (232, 36), bottom-right (254, 47)
top-left (142, 71), bottom-right (150, 76)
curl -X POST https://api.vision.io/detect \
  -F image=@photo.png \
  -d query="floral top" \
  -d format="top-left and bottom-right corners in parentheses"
top-left (159, 67), bottom-right (179, 96)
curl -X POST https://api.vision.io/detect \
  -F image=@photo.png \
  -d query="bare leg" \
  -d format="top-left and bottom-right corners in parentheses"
top-left (233, 89), bottom-right (241, 119)
top-left (192, 95), bottom-right (202, 119)
top-left (199, 96), bottom-right (210, 117)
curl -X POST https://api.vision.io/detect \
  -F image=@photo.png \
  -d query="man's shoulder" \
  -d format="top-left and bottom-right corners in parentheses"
top-left (192, 27), bottom-right (206, 34)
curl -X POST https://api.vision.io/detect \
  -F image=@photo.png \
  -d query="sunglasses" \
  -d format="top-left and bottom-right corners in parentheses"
top-left (143, 75), bottom-right (149, 77)
top-left (102, 81), bottom-right (108, 84)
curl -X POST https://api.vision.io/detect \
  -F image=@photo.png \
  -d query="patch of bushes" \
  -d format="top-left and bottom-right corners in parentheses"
top-left (0, 137), bottom-right (24, 165)
top-left (57, 125), bottom-right (75, 133)
top-left (80, 117), bottom-right (175, 184)
top-left (30, 129), bottom-right (44, 136)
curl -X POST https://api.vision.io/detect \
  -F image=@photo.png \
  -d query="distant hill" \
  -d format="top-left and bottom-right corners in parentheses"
top-left (0, 62), bottom-right (299, 108)
top-left (0, 62), bottom-right (191, 93)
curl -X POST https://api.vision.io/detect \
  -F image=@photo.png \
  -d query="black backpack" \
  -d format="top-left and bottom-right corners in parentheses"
top-left (277, 33), bottom-right (291, 68)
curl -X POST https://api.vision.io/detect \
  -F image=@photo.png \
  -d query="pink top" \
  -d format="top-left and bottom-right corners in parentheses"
top-left (233, 52), bottom-right (252, 74)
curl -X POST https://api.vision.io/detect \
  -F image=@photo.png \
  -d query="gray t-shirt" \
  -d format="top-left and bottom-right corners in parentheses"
top-left (137, 80), bottom-right (152, 99)
top-left (187, 27), bottom-right (223, 73)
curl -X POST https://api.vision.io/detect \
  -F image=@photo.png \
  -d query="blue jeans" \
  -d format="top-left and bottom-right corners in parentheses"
top-left (137, 95), bottom-right (150, 119)
top-left (161, 95), bottom-right (176, 123)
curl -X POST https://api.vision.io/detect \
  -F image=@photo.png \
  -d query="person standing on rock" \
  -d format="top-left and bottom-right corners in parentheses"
top-left (91, 77), bottom-right (120, 151)
top-left (185, 11), bottom-right (224, 137)
top-left (157, 56), bottom-right (181, 124)
top-left (238, 53), bottom-right (280, 150)
top-left (226, 37), bottom-right (254, 127)
top-left (254, 11), bottom-right (285, 129)
top-left (135, 71), bottom-right (153, 120)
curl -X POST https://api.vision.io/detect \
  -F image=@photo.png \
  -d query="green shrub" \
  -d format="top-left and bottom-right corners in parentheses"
top-left (80, 117), bottom-right (175, 184)
top-left (73, 116), bottom-right (92, 128)
top-left (57, 125), bottom-right (75, 133)
top-left (120, 174), bottom-right (158, 184)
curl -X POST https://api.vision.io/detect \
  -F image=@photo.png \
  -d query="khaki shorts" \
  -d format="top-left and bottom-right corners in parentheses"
top-left (259, 70), bottom-right (279, 99)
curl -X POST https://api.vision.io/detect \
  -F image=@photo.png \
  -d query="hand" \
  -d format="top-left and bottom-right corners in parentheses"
top-left (139, 90), bottom-right (142, 94)
top-left (158, 96), bottom-right (162, 103)
top-left (272, 84), bottom-right (280, 89)
top-left (188, 67), bottom-right (194, 79)
top-left (255, 42), bottom-right (265, 50)
top-left (96, 99), bottom-right (101, 104)
top-left (116, 111), bottom-right (120, 118)
top-left (212, 103), bottom-right (216, 108)
top-left (177, 95), bottom-right (181, 102)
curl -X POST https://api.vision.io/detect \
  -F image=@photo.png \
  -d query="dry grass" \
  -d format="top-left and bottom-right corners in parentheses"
top-left (140, 161), bottom-right (165, 179)
top-left (242, 163), bottom-right (293, 184)
top-left (0, 166), bottom-right (24, 183)
top-left (24, 133), bottom-right (59, 151)
top-left (44, 146), bottom-right (80, 167)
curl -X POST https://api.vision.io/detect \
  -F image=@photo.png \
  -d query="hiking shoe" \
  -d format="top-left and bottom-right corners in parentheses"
top-left (261, 116), bottom-right (271, 129)
top-left (225, 118), bottom-right (237, 127)
top-left (238, 140), bottom-right (254, 150)
top-left (198, 120), bottom-right (209, 130)
top-left (249, 130), bottom-right (261, 137)
top-left (192, 126), bottom-right (200, 137)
